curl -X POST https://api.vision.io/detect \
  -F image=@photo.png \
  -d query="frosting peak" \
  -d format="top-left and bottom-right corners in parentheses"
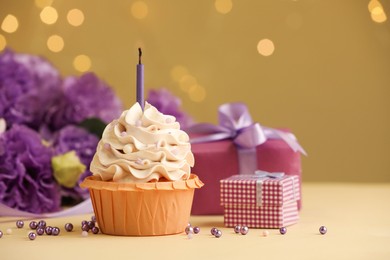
top-left (90, 102), bottom-right (194, 183)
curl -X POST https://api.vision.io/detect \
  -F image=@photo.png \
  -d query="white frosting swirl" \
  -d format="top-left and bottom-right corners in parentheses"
top-left (90, 102), bottom-right (194, 183)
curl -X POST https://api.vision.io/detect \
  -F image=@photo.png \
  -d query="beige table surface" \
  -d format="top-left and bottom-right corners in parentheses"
top-left (1, 183), bottom-right (390, 260)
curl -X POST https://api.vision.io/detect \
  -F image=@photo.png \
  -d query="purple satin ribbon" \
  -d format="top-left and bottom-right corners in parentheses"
top-left (188, 103), bottom-right (307, 174)
top-left (0, 199), bottom-right (93, 219)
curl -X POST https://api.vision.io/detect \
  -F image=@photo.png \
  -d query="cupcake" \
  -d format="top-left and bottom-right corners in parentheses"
top-left (80, 102), bottom-right (203, 236)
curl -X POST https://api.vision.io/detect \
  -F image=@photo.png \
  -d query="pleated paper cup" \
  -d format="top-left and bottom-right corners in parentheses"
top-left (80, 174), bottom-right (204, 236)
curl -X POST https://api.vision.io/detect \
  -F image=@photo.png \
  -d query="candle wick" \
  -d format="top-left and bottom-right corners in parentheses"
top-left (138, 48), bottom-right (142, 64)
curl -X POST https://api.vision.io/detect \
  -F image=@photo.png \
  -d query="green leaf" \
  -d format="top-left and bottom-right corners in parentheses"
top-left (78, 117), bottom-right (107, 138)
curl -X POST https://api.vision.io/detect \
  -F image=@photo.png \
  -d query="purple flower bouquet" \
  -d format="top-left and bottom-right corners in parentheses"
top-left (0, 49), bottom-right (122, 214)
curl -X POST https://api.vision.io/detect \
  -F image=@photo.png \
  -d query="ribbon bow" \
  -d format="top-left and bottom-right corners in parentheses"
top-left (253, 170), bottom-right (297, 207)
top-left (188, 103), bottom-right (307, 155)
top-left (254, 170), bottom-right (285, 179)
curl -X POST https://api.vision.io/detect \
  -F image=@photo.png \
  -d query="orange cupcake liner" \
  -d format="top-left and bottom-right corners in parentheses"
top-left (80, 174), bottom-right (204, 236)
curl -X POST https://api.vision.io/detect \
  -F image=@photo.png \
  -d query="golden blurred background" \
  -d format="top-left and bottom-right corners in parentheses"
top-left (1, 0), bottom-right (389, 182)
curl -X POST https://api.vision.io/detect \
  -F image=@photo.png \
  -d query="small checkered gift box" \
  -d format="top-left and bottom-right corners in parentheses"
top-left (220, 171), bottom-right (300, 228)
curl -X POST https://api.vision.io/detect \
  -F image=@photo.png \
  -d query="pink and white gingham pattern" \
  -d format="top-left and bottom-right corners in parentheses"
top-left (220, 175), bottom-right (300, 228)
top-left (220, 175), bottom-right (300, 207)
top-left (223, 202), bottom-right (299, 228)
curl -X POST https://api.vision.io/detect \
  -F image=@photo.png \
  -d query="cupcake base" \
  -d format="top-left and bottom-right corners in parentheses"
top-left (80, 174), bottom-right (203, 236)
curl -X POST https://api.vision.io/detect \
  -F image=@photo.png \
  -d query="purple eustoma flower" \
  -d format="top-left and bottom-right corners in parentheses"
top-left (0, 49), bottom-right (62, 131)
top-left (0, 124), bottom-right (61, 214)
top-left (0, 49), bottom-right (124, 212)
top-left (147, 88), bottom-right (194, 129)
top-left (47, 72), bottom-right (122, 131)
top-left (52, 125), bottom-right (99, 201)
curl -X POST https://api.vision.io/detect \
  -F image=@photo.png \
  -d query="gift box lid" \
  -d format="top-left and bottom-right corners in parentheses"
top-left (220, 173), bottom-right (300, 207)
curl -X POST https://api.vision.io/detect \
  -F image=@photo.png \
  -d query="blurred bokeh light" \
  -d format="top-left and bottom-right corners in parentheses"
top-left (257, 39), bottom-right (275, 56)
top-left (369, 0), bottom-right (387, 23)
top-left (215, 0), bottom-right (233, 14)
top-left (73, 54), bottom-right (92, 72)
top-left (131, 1), bottom-right (148, 19)
top-left (67, 9), bottom-right (85, 27)
top-left (1, 14), bottom-right (19, 33)
top-left (47, 34), bottom-right (64, 52)
top-left (40, 6), bottom-right (58, 25)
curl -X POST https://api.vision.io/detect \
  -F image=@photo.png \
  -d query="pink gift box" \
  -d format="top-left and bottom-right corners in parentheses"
top-left (220, 174), bottom-right (300, 228)
top-left (190, 135), bottom-right (302, 215)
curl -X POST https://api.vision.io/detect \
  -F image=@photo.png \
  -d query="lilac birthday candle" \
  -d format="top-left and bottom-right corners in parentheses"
top-left (137, 48), bottom-right (144, 110)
